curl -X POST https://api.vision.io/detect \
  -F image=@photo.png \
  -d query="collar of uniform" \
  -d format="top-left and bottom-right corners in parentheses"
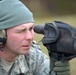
top-left (0, 55), bottom-right (30, 74)
top-left (16, 55), bottom-right (29, 74)
top-left (0, 57), bottom-right (7, 74)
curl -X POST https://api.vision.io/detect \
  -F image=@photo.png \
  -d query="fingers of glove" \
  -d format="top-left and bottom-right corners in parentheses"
top-left (55, 61), bottom-right (70, 67)
top-left (53, 66), bottom-right (70, 72)
top-left (53, 61), bottom-right (70, 72)
top-left (56, 71), bottom-right (70, 75)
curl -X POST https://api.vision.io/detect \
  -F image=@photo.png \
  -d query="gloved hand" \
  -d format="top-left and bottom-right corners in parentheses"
top-left (53, 61), bottom-right (70, 75)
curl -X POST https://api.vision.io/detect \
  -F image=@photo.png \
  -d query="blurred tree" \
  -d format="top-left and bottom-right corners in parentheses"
top-left (20, 0), bottom-right (76, 16)
top-left (53, 0), bottom-right (76, 15)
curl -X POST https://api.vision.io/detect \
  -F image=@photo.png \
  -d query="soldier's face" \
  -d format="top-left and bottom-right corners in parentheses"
top-left (5, 23), bottom-right (34, 55)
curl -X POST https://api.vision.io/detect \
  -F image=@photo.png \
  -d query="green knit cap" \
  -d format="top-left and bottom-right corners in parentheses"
top-left (0, 0), bottom-right (34, 30)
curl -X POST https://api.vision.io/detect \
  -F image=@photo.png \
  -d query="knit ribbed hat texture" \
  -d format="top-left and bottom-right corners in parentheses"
top-left (0, 0), bottom-right (34, 30)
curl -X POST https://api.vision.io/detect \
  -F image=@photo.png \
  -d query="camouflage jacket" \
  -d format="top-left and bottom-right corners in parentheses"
top-left (0, 42), bottom-right (50, 75)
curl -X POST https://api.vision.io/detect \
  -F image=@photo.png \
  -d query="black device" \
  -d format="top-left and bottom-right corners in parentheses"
top-left (34, 21), bottom-right (76, 61)
top-left (0, 30), bottom-right (6, 49)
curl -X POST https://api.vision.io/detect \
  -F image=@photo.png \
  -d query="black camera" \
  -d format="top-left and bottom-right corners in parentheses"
top-left (34, 21), bottom-right (76, 60)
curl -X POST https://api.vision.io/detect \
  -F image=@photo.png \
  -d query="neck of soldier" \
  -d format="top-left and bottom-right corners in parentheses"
top-left (0, 49), bottom-right (18, 62)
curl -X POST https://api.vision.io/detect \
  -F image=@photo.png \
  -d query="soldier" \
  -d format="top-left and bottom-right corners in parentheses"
top-left (0, 0), bottom-right (70, 75)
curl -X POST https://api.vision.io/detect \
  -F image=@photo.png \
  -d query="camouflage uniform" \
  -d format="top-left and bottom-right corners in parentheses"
top-left (0, 42), bottom-right (50, 75)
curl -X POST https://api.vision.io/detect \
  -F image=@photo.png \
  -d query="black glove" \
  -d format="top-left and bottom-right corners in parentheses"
top-left (42, 21), bottom-right (76, 60)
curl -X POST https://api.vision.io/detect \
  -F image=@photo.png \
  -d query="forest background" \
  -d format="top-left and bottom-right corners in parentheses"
top-left (21, 0), bottom-right (76, 75)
